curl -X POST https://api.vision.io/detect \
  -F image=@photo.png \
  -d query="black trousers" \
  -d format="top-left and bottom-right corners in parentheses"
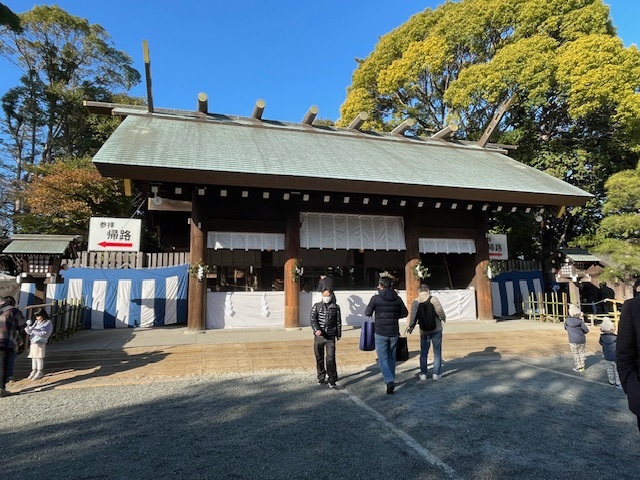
top-left (314, 335), bottom-right (337, 383)
top-left (0, 347), bottom-right (12, 390)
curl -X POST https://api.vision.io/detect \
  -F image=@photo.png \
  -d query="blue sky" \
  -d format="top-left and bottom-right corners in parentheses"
top-left (1, 0), bottom-right (639, 123)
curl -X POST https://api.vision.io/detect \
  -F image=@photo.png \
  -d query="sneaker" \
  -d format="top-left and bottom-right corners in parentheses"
top-left (28, 370), bottom-right (36, 380)
top-left (615, 384), bottom-right (623, 390)
top-left (419, 374), bottom-right (427, 381)
top-left (328, 382), bottom-right (337, 389)
top-left (317, 378), bottom-right (326, 384)
top-left (0, 388), bottom-right (10, 398)
top-left (386, 382), bottom-right (395, 394)
top-left (32, 371), bottom-right (44, 380)
top-left (432, 374), bottom-right (442, 381)
top-left (572, 367), bottom-right (585, 373)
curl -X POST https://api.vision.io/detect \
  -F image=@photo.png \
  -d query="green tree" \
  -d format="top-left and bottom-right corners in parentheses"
top-left (15, 157), bottom-right (137, 235)
top-left (0, 5), bottom-right (142, 236)
top-left (338, 0), bottom-right (640, 259)
top-left (588, 165), bottom-right (640, 283)
top-left (0, 3), bottom-right (21, 32)
top-left (0, 5), bottom-right (141, 163)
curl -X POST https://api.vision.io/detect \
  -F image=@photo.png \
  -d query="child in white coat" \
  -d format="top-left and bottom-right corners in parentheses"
top-left (25, 308), bottom-right (53, 380)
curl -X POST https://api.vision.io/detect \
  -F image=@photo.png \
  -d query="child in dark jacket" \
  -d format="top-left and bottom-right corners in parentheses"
top-left (599, 317), bottom-right (622, 389)
top-left (565, 304), bottom-right (589, 372)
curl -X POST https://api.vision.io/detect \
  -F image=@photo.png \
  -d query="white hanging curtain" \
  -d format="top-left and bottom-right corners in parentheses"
top-left (419, 238), bottom-right (476, 254)
top-left (300, 212), bottom-right (406, 251)
top-left (207, 232), bottom-right (285, 251)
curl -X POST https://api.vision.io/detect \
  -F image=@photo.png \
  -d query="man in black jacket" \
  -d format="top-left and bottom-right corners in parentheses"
top-left (310, 289), bottom-right (341, 388)
top-left (616, 280), bottom-right (640, 431)
top-left (364, 276), bottom-right (408, 394)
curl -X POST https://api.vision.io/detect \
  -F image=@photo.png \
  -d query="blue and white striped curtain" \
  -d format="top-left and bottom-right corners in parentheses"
top-left (18, 265), bottom-right (188, 328)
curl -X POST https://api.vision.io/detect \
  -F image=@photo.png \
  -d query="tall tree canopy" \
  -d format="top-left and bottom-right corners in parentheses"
top-left (338, 0), bottom-right (640, 259)
top-left (0, 5), bottom-right (141, 163)
top-left (0, 5), bottom-right (142, 237)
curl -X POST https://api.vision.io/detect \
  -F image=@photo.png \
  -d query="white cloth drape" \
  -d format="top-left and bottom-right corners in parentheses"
top-left (300, 212), bottom-right (406, 251)
top-left (419, 238), bottom-right (476, 254)
top-left (207, 232), bottom-right (285, 251)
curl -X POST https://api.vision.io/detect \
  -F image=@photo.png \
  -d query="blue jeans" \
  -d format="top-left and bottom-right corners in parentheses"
top-left (420, 331), bottom-right (443, 376)
top-left (374, 333), bottom-right (398, 384)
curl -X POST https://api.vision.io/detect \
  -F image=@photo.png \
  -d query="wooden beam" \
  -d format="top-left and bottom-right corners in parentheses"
top-left (391, 118), bottom-right (416, 135)
top-left (284, 209), bottom-right (301, 328)
top-left (147, 197), bottom-right (192, 212)
top-left (187, 193), bottom-right (206, 331)
top-left (478, 95), bottom-right (515, 147)
top-left (347, 112), bottom-right (368, 131)
top-left (197, 92), bottom-right (208, 114)
top-left (431, 124), bottom-right (458, 140)
top-left (142, 40), bottom-right (154, 113)
top-left (301, 105), bottom-right (318, 125)
top-left (251, 99), bottom-right (266, 119)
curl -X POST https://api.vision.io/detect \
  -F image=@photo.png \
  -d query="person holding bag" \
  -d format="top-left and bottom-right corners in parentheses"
top-left (364, 275), bottom-right (408, 394)
top-left (407, 284), bottom-right (447, 381)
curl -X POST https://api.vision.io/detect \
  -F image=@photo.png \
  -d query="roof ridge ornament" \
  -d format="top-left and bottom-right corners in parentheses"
top-left (391, 118), bottom-right (416, 135)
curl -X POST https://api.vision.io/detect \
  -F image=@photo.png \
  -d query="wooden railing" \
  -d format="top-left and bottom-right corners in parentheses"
top-left (62, 251), bottom-right (190, 269)
top-left (25, 298), bottom-right (85, 343)
top-left (525, 293), bottom-right (622, 328)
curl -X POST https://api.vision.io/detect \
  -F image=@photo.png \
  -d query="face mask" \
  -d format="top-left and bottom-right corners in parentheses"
top-left (322, 296), bottom-right (331, 304)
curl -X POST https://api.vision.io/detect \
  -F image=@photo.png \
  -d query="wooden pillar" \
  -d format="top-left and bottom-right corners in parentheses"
top-left (473, 214), bottom-right (493, 320)
top-left (404, 205), bottom-right (420, 307)
top-left (187, 192), bottom-right (206, 331)
top-left (284, 209), bottom-right (301, 328)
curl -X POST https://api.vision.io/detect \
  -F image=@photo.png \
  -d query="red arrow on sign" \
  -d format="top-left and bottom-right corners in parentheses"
top-left (98, 241), bottom-right (133, 248)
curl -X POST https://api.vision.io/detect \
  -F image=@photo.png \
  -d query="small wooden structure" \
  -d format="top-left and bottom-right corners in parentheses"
top-left (2, 234), bottom-right (80, 302)
top-left (553, 248), bottom-right (604, 307)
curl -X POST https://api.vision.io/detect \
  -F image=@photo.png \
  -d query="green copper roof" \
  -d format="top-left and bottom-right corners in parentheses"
top-left (2, 235), bottom-right (78, 255)
top-left (92, 113), bottom-right (592, 207)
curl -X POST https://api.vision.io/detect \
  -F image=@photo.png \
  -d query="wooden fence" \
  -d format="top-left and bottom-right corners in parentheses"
top-left (25, 299), bottom-right (85, 343)
top-left (62, 251), bottom-right (190, 269)
top-left (526, 293), bottom-right (622, 328)
top-left (506, 259), bottom-right (542, 271)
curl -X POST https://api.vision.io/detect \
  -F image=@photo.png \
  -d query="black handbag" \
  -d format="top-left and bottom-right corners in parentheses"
top-left (396, 336), bottom-right (409, 361)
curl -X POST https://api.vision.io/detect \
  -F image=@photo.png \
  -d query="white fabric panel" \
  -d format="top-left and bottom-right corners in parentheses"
top-left (300, 212), bottom-right (406, 251)
top-left (140, 279), bottom-right (155, 327)
top-left (115, 280), bottom-right (131, 328)
top-left (91, 281), bottom-right (107, 330)
top-left (205, 289), bottom-right (476, 329)
top-left (205, 292), bottom-right (284, 329)
top-left (165, 275), bottom-right (179, 325)
top-left (45, 284), bottom-right (57, 307)
top-left (18, 283), bottom-right (34, 312)
top-left (505, 281), bottom-right (516, 315)
top-left (519, 279), bottom-right (530, 315)
top-left (419, 238), bottom-right (476, 254)
top-left (429, 289), bottom-right (477, 321)
top-left (207, 232), bottom-right (285, 251)
top-left (491, 282), bottom-right (503, 317)
top-left (67, 278), bottom-right (83, 303)
top-left (532, 277), bottom-right (543, 296)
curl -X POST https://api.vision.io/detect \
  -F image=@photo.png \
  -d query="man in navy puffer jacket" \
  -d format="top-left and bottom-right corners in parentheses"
top-left (364, 275), bottom-right (408, 394)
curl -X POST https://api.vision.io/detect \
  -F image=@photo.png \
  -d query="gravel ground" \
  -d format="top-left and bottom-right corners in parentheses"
top-left (2, 355), bottom-right (639, 480)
